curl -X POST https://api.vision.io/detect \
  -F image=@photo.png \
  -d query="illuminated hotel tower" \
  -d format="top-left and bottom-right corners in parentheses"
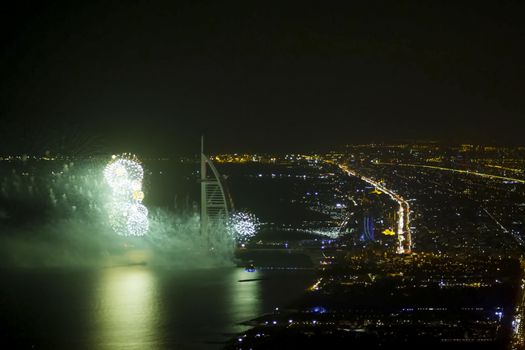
top-left (200, 137), bottom-right (232, 239)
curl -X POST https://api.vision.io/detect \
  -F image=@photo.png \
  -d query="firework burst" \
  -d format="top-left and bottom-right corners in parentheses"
top-left (104, 154), bottom-right (148, 236)
top-left (227, 211), bottom-right (260, 243)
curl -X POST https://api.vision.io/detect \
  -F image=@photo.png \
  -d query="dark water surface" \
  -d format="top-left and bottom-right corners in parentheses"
top-left (0, 267), bottom-right (313, 349)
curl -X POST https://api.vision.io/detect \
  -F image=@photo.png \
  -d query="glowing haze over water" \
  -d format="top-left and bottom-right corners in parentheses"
top-left (0, 153), bottom-right (242, 268)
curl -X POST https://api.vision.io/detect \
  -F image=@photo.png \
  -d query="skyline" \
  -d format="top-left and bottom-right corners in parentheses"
top-left (1, 132), bottom-right (525, 347)
top-left (3, 2), bottom-right (525, 348)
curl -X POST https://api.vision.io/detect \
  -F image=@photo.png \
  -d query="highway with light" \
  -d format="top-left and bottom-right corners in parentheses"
top-left (376, 162), bottom-right (525, 184)
top-left (338, 163), bottom-right (412, 254)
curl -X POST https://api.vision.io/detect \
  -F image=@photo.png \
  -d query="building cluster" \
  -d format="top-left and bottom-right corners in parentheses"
top-left (221, 144), bottom-right (525, 349)
top-left (342, 146), bottom-right (525, 256)
top-left (226, 248), bottom-right (517, 349)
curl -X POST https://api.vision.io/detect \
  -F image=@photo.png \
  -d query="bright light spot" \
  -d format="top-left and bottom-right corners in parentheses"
top-left (227, 211), bottom-right (260, 243)
top-left (105, 154), bottom-right (149, 236)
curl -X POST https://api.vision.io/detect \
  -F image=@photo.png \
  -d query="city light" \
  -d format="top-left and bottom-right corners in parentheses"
top-left (378, 163), bottom-right (525, 184)
top-left (338, 164), bottom-right (412, 254)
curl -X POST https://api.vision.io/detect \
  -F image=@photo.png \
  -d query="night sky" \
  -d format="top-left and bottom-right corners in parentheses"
top-left (1, 1), bottom-right (524, 155)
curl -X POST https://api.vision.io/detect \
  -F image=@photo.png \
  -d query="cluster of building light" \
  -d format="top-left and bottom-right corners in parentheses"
top-left (338, 164), bottom-right (412, 254)
top-left (510, 262), bottom-right (525, 349)
top-left (380, 163), bottom-right (525, 184)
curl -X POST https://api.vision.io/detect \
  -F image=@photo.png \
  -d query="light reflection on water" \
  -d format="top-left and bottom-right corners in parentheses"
top-left (0, 267), bottom-right (312, 349)
top-left (93, 267), bottom-right (162, 350)
top-left (91, 267), bottom-right (274, 349)
top-left (227, 268), bottom-right (263, 334)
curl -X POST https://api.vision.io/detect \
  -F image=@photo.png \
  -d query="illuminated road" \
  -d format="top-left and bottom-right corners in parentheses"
top-left (483, 207), bottom-right (525, 248)
top-left (376, 163), bottom-right (525, 184)
top-left (338, 164), bottom-right (412, 254)
top-left (483, 208), bottom-right (509, 234)
top-left (511, 259), bottom-right (525, 350)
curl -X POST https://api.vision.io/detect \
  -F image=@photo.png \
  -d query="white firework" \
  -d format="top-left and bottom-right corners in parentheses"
top-left (105, 154), bottom-right (149, 236)
top-left (126, 203), bottom-right (149, 236)
top-left (228, 211), bottom-right (260, 243)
